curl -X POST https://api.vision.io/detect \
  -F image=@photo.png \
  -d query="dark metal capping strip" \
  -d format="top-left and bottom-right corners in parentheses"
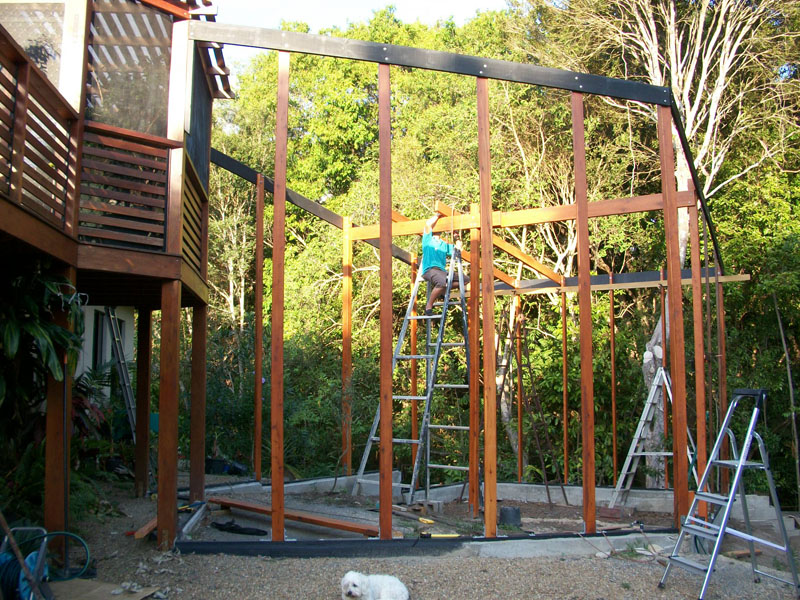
top-left (174, 527), bottom-right (677, 558)
top-left (188, 22), bottom-right (671, 106)
top-left (494, 267), bottom-right (721, 293)
top-left (669, 96), bottom-right (724, 274)
top-left (210, 148), bottom-right (412, 265)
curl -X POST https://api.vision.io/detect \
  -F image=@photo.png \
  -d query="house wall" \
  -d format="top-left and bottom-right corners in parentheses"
top-left (76, 305), bottom-right (135, 382)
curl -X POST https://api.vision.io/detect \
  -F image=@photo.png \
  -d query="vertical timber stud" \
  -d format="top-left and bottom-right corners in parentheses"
top-left (717, 279), bottom-right (729, 491)
top-left (271, 51), bottom-right (290, 541)
top-left (689, 203), bottom-right (707, 517)
top-left (468, 203), bottom-right (481, 517)
top-left (561, 291), bottom-right (569, 482)
top-left (515, 295), bottom-right (523, 483)
top-left (410, 254), bottom-right (419, 470)
top-left (135, 309), bottom-right (152, 498)
top-left (189, 304), bottom-right (207, 502)
top-left (659, 269), bottom-right (669, 489)
top-left (657, 105), bottom-right (689, 522)
top-left (157, 280), bottom-right (181, 549)
top-left (477, 77), bottom-right (497, 538)
top-left (378, 62), bottom-right (393, 540)
top-left (342, 217), bottom-right (353, 475)
top-left (610, 275), bottom-right (617, 484)
top-left (571, 92), bottom-right (595, 533)
top-left (44, 266), bottom-right (76, 538)
top-left (254, 174), bottom-right (265, 481)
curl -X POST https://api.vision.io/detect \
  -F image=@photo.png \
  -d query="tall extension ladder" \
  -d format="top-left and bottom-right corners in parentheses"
top-left (105, 307), bottom-right (136, 442)
top-left (659, 388), bottom-right (800, 600)
top-left (608, 366), bottom-right (698, 508)
top-left (352, 250), bottom-right (470, 504)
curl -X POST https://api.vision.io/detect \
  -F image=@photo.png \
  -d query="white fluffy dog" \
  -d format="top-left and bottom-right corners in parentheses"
top-left (340, 570), bottom-right (409, 600)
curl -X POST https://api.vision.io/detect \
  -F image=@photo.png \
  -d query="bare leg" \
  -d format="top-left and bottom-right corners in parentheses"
top-left (425, 286), bottom-right (446, 312)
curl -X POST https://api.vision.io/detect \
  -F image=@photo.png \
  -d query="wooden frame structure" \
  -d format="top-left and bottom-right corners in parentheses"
top-left (1, 3), bottom-right (743, 550)
top-left (189, 23), bottom-right (735, 540)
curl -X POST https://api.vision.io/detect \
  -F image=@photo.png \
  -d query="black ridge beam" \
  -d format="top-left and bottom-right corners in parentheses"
top-left (210, 148), bottom-right (412, 265)
top-left (188, 22), bottom-right (671, 106)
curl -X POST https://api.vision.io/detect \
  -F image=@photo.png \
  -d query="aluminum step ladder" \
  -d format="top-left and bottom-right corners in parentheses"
top-left (658, 388), bottom-right (800, 600)
top-left (608, 366), bottom-right (698, 508)
top-left (105, 307), bottom-right (136, 442)
top-left (352, 250), bottom-right (469, 504)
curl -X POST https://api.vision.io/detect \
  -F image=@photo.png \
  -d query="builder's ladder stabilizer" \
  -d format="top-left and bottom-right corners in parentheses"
top-left (658, 388), bottom-right (800, 600)
top-left (352, 250), bottom-right (469, 504)
top-left (608, 366), bottom-right (698, 509)
top-left (105, 306), bottom-right (136, 442)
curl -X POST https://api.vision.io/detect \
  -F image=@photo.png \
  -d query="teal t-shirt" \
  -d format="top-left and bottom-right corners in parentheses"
top-left (420, 231), bottom-right (453, 274)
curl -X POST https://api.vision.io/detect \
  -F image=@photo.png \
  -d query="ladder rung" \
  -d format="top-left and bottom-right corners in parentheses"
top-left (631, 451), bottom-right (673, 457)
top-left (682, 521), bottom-right (719, 541)
top-left (429, 424), bottom-right (469, 431)
top-left (435, 384), bottom-right (469, 389)
top-left (428, 463), bottom-right (469, 471)
top-left (712, 459), bottom-right (764, 469)
top-left (409, 314), bottom-right (438, 320)
top-left (441, 342), bottom-right (465, 347)
top-left (694, 491), bottom-right (730, 506)
top-left (396, 354), bottom-right (434, 360)
top-left (370, 437), bottom-right (421, 445)
top-left (667, 555), bottom-right (709, 574)
top-left (393, 395), bottom-right (428, 401)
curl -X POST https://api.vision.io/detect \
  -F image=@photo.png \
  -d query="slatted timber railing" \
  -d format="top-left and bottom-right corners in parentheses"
top-left (0, 25), bottom-right (79, 231)
top-left (79, 121), bottom-right (178, 251)
top-left (181, 153), bottom-right (207, 277)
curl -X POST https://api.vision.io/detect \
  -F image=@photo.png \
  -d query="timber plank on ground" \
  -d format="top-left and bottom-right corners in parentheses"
top-left (207, 496), bottom-right (379, 537)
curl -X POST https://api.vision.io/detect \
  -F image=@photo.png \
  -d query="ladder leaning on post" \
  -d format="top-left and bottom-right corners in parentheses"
top-left (658, 388), bottom-right (800, 600)
top-left (608, 366), bottom-right (699, 509)
top-left (351, 248), bottom-right (470, 504)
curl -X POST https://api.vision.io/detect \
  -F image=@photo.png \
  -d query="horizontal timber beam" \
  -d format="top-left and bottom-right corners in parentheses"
top-left (210, 149), bottom-right (412, 264)
top-left (352, 191), bottom-right (696, 240)
top-left (435, 201), bottom-right (563, 285)
top-left (188, 22), bottom-right (671, 105)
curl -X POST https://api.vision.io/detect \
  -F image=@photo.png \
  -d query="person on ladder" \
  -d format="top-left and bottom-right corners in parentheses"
top-left (421, 211), bottom-right (466, 316)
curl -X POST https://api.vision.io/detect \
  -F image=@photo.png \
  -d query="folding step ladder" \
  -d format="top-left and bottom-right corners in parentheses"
top-left (352, 250), bottom-right (470, 504)
top-left (659, 388), bottom-right (800, 600)
top-left (608, 366), bottom-right (698, 508)
top-left (105, 307), bottom-right (136, 442)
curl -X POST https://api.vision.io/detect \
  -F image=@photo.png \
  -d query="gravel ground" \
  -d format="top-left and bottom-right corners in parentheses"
top-left (71, 479), bottom-right (799, 600)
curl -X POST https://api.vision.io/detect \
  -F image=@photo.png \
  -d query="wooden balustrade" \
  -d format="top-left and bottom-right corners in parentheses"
top-left (0, 25), bottom-right (78, 232)
top-left (79, 121), bottom-right (178, 251)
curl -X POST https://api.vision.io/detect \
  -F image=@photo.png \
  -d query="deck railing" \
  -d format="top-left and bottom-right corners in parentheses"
top-left (181, 154), bottom-right (207, 277)
top-left (0, 26), bottom-right (79, 232)
top-left (79, 121), bottom-right (178, 251)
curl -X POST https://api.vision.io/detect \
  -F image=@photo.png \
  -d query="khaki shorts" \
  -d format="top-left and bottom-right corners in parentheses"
top-left (422, 267), bottom-right (469, 289)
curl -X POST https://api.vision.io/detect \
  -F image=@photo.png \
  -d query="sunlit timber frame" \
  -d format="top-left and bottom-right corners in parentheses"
top-left (187, 22), bottom-right (736, 539)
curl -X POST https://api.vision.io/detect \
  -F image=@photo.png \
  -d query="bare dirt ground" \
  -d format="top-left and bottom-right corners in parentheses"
top-left (65, 475), bottom-right (800, 599)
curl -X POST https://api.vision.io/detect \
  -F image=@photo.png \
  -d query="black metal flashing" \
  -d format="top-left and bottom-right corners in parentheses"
top-left (188, 22), bottom-right (671, 106)
top-left (210, 148), bottom-right (413, 265)
top-left (175, 527), bottom-right (677, 558)
top-left (669, 96), bottom-right (724, 274)
top-left (494, 267), bottom-right (722, 294)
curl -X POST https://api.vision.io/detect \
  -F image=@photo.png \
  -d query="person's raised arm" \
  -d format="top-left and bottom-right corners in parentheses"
top-left (424, 212), bottom-right (442, 235)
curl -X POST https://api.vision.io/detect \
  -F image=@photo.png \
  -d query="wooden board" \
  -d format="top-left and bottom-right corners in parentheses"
top-left (134, 516), bottom-right (157, 540)
top-left (207, 496), bottom-right (379, 537)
